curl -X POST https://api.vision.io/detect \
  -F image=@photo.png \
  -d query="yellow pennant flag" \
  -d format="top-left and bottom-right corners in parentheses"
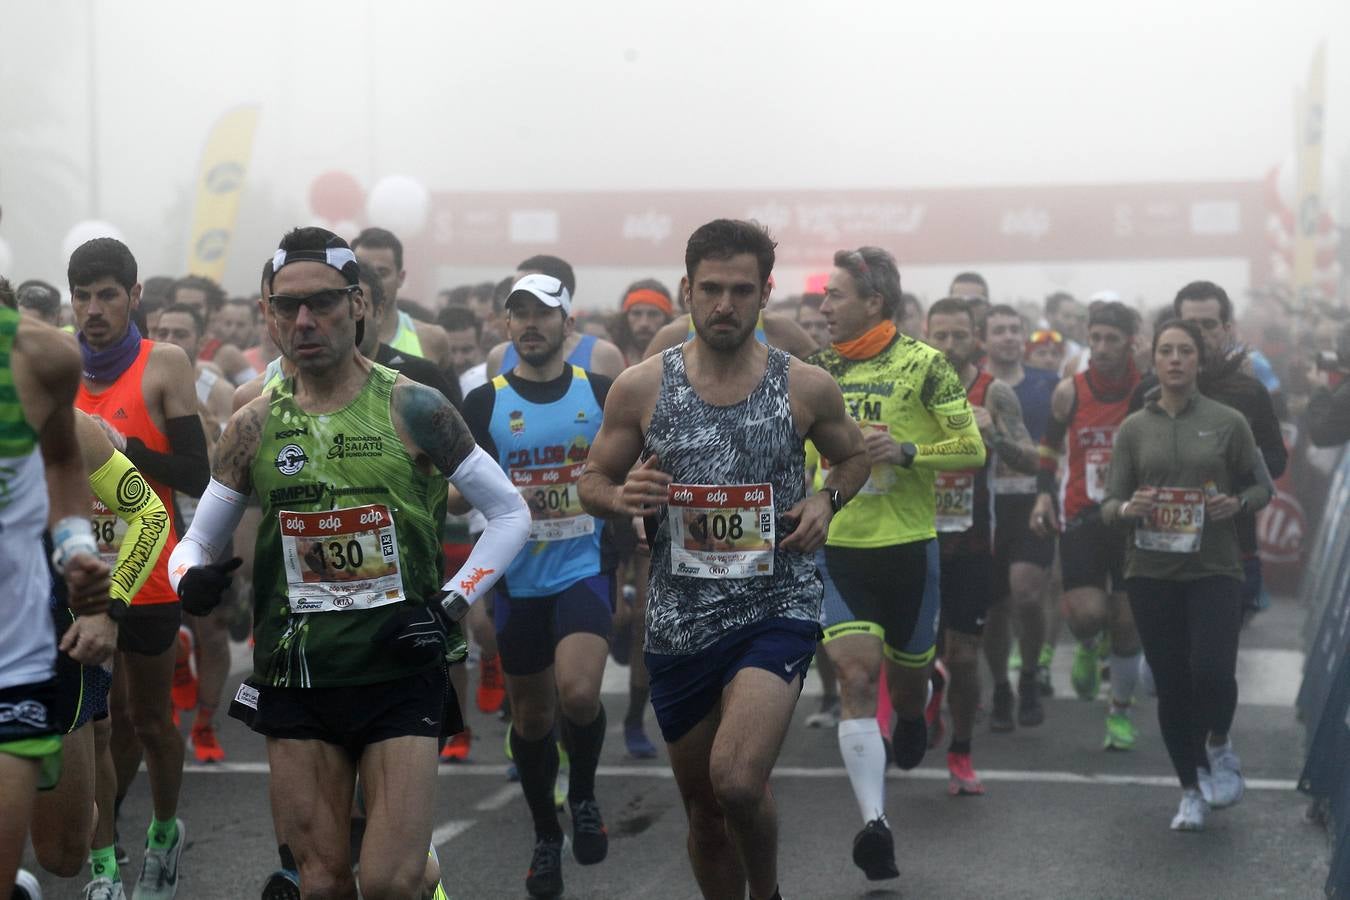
top-left (186, 106), bottom-right (260, 282)
top-left (1292, 43), bottom-right (1326, 299)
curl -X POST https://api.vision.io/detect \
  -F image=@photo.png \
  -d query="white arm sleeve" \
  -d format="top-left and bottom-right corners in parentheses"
top-left (167, 478), bottom-right (249, 591)
top-left (442, 445), bottom-right (531, 604)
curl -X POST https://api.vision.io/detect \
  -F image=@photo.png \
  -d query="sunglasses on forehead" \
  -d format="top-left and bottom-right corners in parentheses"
top-left (267, 285), bottom-right (359, 319)
top-left (1028, 329), bottom-right (1063, 344)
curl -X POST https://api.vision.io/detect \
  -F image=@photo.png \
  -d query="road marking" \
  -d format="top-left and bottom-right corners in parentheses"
top-left (178, 761), bottom-right (1296, 791)
top-left (432, 819), bottom-right (475, 846)
top-left (474, 784), bottom-right (519, 811)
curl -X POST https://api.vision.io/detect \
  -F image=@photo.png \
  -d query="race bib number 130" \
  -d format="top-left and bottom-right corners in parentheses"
top-left (279, 504), bottom-right (405, 613)
top-left (667, 483), bottom-right (775, 579)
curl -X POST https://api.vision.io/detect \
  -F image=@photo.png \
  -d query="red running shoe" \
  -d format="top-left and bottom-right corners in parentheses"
top-left (190, 720), bottom-right (225, 763)
top-left (946, 751), bottom-right (985, 796)
top-left (440, 728), bottom-right (472, 763)
top-left (477, 655), bottom-right (506, 714)
top-left (171, 627), bottom-right (198, 712)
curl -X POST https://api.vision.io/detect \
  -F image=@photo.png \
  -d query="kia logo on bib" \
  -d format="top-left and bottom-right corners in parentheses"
top-left (275, 444), bottom-right (308, 476)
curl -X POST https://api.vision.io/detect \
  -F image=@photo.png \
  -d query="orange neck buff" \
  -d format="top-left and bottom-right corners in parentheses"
top-left (832, 320), bottom-right (896, 360)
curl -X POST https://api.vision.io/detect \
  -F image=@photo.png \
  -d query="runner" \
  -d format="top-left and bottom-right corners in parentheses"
top-left (70, 238), bottom-right (209, 899)
top-left (610, 280), bottom-right (675, 366)
top-left (1044, 292), bottom-right (1086, 376)
top-left (485, 256), bottom-right (625, 380)
top-left (926, 298), bottom-right (1037, 792)
top-left (151, 305), bottom-right (233, 437)
top-left (642, 304), bottom-right (819, 361)
top-left (173, 276), bottom-right (256, 387)
top-left (460, 273), bottom-right (618, 897)
top-left (30, 410), bottom-right (170, 900)
top-left (979, 305), bottom-right (1059, 730)
top-left (1030, 301), bottom-right (1146, 751)
top-left (579, 219), bottom-right (869, 900)
top-left (350, 227), bottom-right (454, 371)
top-left (1101, 318), bottom-right (1269, 830)
top-left (0, 289), bottom-right (112, 899)
top-left (165, 226), bottom-right (530, 899)
top-left (808, 249), bottom-right (984, 880)
top-left (795, 292), bottom-right (828, 350)
top-left (895, 293), bottom-right (925, 340)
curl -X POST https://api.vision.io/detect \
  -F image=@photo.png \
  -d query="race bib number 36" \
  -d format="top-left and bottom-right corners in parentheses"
top-left (278, 504), bottom-right (405, 613)
top-left (511, 463), bottom-right (594, 542)
top-left (1134, 488), bottom-right (1205, 553)
top-left (91, 498), bottom-right (126, 567)
top-left (934, 472), bottom-right (975, 533)
top-left (667, 483), bottom-right (775, 579)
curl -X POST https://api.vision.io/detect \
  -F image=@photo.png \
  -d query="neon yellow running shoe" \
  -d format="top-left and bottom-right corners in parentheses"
top-left (555, 744), bottom-right (570, 810)
top-left (1071, 643), bottom-right (1101, 700)
top-left (1103, 708), bottom-right (1137, 751)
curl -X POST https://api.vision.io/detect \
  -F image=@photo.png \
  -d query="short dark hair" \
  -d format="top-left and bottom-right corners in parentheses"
top-left (437, 304), bottom-right (481, 339)
top-left (833, 247), bottom-right (903, 319)
top-left (979, 303), bottom-right (1024, 339)
top-left (0, 277), bottom-right (14, 310)
top-left (68, 237), bottom-right (137, 293)
top-left (800, 292), bottom-right (824, 312)
top-left (226, 296), bottom-right (260, 321)
top-left (158, 303), bottom-right (206, 337)
top-left (1173, 280), bottom-right (1233, 324)
top-left (493, 276), bottom-right (514, 309)
top-left (1045, 291), bottom-right (1077, 318)
top-left (444, 285), bottom-right (472, 308)
top-left (173, 275), bottom-right (226, 314)
top-left (357, 261), bottom-right (387, 310)
top-left (1151, 317), bottom-right (1208, 370)
top-left (1088, 300), bottom-right (1139, 337)
top-left (140, 276), bottom-right (176, 312)
top-left (685, 219), bottom-right (776, 287)
top-left (927, 296), bottom-right (974, 326)
top-left (16, 280), bottom-right (61, 319)
top-left (950, 271), bottom-right (988, 297)
top-left (516, 256), bottom-right (576, 297)
top-left (352, 227), bottom-right (404, 271)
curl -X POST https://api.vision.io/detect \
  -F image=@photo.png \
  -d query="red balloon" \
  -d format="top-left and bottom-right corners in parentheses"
top-left (309, 171), bottom-right (364, 222)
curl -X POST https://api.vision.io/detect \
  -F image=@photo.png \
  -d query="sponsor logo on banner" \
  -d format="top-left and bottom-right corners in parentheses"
top-left (622, 211), bottom-right (672, 244)
top-left (510, 210), bottom-right (559, 244)
top-left (1000, 207), bottom-right (1050, 241)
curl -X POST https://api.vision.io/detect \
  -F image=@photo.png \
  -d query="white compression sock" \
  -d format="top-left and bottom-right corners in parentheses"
top-left (837, 718), bottom-right (887, 823)
top-left (1109, 653), bottom-right (1142, 708)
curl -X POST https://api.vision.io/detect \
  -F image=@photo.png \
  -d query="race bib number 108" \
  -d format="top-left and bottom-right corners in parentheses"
top-left (667, 483), bottom-right (775, 579)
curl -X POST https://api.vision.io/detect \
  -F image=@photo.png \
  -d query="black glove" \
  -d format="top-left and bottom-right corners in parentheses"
top-left (375, 604), bottom-right (448, 667)
top-left (178, 557), bottom-right (243, 616)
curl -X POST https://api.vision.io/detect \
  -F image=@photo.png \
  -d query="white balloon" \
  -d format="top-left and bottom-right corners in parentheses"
top-left (366, 175), bottom-right (430, 237)
top-left (0, 237), bottom-right (12, 275)
top-left (61, 220), bottom-right (125, 262)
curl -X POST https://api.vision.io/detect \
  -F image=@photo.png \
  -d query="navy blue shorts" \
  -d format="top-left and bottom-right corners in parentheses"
top-left (645, 616), bottom-right (819, 745)
top-left (495, 573), bottom-right (615, 677)
top-left (52, 606), bottom-right (112, 733)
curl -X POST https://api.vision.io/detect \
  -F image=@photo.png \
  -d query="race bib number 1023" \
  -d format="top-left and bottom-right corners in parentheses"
top-left (667, 483), bottom-right (775, 579)
top-left (1134, 488), bottom-right (1205, 553)
top-left (278, 504), bottom-right (405, 613)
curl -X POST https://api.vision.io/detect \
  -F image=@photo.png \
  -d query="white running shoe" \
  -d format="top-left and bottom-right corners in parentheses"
top-left (1204, 742), bottom-right (1246, 809)
top-left (84, 877), bottom-right (125, 899)
top-left (805, 696), bottom-right (841, 728)
top-left (13, 868), bottom-right (42, 900)
top-left (133, 819), bottom-right (185, 899)
top-left (1170, 788), bottom-right (1209, 831)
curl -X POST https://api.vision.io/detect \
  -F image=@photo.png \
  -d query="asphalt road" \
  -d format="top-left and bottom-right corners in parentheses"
top-left (24, 596), bottom-right (1331, 899)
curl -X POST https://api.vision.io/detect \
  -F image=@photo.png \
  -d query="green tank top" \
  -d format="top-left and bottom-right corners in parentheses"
top-left (390, 311), bottom-right (424, 357)
top-left (0, 308), bottom-right (38, 458)
top-left (809, 335), bottom-right (969, 548)
top-left (250, 363), bottom-right (456, 687)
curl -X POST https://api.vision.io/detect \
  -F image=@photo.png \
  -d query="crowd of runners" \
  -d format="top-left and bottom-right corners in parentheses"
top-left (0, 213), bottom-right (1333, 900)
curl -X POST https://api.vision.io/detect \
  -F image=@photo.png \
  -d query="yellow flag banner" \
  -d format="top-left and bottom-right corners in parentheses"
top-left (1292, 43), bottom-right (1326, 298)
top-left (186, 106), bottom-right (260, 282)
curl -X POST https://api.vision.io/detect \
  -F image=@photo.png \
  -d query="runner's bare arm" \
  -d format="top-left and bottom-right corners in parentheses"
top-left (121, 343), bottom-right (209, 497)
top-left (232, 372), bottom-right (266, 412)
top-left (643, 316), bottom-right (691, 360)
top-left (986, 381), bottom-right (1038, 474)
top-left (587, 338), bottom-right (627, 379)
top-left (415, 321), bottom-right (454, 371)
top-left (579, 359), bottom-right (666, 517)
top-left (763, 313), bottom-right (821, 360)
top-left (1030, 375), bottom-right (1077, 535)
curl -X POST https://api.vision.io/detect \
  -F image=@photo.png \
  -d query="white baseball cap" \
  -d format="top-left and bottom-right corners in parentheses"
top-left (506, 273), bottom-right (572, 316)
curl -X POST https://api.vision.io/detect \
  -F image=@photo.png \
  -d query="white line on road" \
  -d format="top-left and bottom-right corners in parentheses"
top-left (179, 761), bottom-right (1297, 791)
top-left (431, 819), bottom-right (475, 846)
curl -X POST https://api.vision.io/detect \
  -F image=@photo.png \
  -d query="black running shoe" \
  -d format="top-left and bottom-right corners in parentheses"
top-left (526, 836), bottom-right (565, 898)
top-left (990, 681), bottom-right (1015, 733)
top-left (851, 818), bottom-right (900, 880)
top-left (569, 798), bottom-right (609, 865)
top-left (892, 715), bottom-right (928, 770)
top-left (1017, 673), bottom-right (1045, 727)
top-left (261, 868), bottom-right (301, 900)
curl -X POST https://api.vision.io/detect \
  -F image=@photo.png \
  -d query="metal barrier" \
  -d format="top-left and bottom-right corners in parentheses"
top-left (1295, 444), bottom-right (1350, 897)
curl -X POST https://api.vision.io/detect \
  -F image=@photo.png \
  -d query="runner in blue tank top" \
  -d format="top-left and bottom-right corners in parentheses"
top-left (460, 274), bottom-right (616, 898)
top-left (580, 219), bottom-right (870, 900)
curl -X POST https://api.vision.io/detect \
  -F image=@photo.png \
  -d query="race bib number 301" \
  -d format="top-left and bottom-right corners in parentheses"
top-left (511, 463), bottom-right (594, 542)
top-left (278, 504), bottom-right (405, 613)
top-left (1134, 488), bottom-right (1205, 553)
top-left (667, 483), bottom-right (775, 579)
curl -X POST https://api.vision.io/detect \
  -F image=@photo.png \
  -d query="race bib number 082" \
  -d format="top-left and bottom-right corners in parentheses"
top-left (667, 483), bottom-right (775, 579)
top-left (278, 504), bottom-right (405, 613)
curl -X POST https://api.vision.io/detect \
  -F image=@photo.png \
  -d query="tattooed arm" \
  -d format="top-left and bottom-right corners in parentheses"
top-left (985, 381), bottom-right (1039, 474)
top-left (392, 376), bottom-right (529, 607)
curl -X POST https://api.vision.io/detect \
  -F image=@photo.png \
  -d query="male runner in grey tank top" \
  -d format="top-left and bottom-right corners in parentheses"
top-left (581, 219), bottom-right (869, 900)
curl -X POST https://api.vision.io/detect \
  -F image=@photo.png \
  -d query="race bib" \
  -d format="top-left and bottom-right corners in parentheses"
top-left (667, 483), bottom-right (775, 579)
top-left (278, 504), bottom-right (405, 613)
top-left (934, 472), bottom-right (975, 533)
top-left (823, 423), bottom-right (896, 496)
top-left (1134, 488), bottom-right (1205, 553)
top-left (1085, 448), bottom-right (1112, 503)
top-left (91, 498), bottom-right (125, 567)
top-left (511, 463), bottom-right (594, 542)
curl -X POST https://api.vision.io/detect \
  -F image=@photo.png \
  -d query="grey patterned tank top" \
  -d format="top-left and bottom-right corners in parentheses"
top-left (643, 345), bottom-right (821, 655)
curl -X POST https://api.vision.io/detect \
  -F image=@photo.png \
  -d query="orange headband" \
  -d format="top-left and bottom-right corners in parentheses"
top-left (623, 289), bottom-right (673, 317)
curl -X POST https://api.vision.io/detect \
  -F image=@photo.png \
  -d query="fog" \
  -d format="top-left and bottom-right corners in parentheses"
top-left (1, 0), bottom-right (1346, 307)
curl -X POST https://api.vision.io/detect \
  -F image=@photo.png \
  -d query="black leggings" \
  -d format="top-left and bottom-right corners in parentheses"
top-left (1125, 575), bottom-right (1243, 788)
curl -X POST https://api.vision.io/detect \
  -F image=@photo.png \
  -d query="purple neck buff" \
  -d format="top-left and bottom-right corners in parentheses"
top-left (79, 321), bottom-right (143, 382)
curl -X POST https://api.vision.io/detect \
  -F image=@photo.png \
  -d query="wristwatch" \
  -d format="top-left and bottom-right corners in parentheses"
top-left (821, 487), bottom-right (845, 514)
top-left (898, 442), bottom-right (918, 469)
